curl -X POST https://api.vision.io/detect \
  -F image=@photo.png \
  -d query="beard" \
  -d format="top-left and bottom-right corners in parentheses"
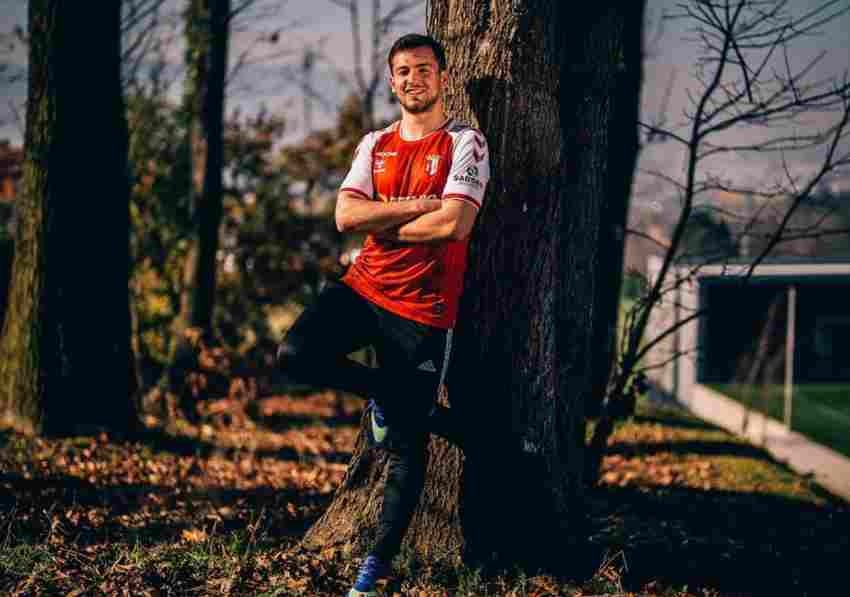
top-left (398, 90), bottom-right (440, 115)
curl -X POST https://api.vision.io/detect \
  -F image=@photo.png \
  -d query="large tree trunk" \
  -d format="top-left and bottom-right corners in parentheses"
top-left (304, 0), bottom-right (644, 570)
top-left (0, 0), bottom-right (136, 435)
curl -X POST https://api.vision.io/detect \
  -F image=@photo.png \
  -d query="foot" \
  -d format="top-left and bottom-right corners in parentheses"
top-left (366, 399), bottom-right (388, 447)
top-left (347, 553), bottom-right (389, 597)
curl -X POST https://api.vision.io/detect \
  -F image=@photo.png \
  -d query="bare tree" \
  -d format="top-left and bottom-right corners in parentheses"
top-left (322, 0), bottom-right (424, 129)
top-left (586, 0), bottom-right (850, 482)
top-left (121, 0), bottom-right (174, 87)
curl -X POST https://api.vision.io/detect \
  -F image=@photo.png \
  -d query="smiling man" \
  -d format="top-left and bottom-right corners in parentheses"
top-left (276, 33), bottom-right (490, 596)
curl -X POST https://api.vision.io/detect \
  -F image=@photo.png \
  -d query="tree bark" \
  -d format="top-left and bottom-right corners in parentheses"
top-left (0, 0), bottom-right (136, 435)
top-left (304, 0), bottom-right (644, 571)
top-left (588, 4), bottom-right (645, 418)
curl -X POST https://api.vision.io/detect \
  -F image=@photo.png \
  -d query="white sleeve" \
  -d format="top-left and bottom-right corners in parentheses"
top-left (442, 129), bottom-right (490, 209)
top-left (340, 133), bottom-right (377, 199)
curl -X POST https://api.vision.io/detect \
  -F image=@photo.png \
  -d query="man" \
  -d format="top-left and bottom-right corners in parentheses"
top-left (277, 33), bottom-right (490, 597)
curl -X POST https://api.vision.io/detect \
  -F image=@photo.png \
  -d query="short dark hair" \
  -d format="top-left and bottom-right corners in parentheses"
top-left (387, 33), bottom-right (446, 72)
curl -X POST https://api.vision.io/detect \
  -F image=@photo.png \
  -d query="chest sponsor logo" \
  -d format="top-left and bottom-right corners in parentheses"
top-left (377, 193), bottom-right (440, 203)
top-left (374, 151), bottom-right (397, 174)
top-left (425, 154), bottom-right (442, 176)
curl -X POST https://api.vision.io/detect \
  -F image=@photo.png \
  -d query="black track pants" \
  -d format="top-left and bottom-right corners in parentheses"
top-left (277, 280), bottom-right (452, 560)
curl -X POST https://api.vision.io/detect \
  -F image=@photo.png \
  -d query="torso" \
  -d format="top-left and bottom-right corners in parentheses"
top-left (342, 119), bottom-right (475, 329)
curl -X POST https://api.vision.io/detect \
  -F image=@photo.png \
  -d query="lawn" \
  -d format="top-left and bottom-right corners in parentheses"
top-left (707, 383), bottom-right (850, 457)
top-left (1, 394), bottom-right (847, 596)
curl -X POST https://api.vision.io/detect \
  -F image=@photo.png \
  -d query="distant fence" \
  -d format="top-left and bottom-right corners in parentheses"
top-left (644, 257), bottom-right (850, 472)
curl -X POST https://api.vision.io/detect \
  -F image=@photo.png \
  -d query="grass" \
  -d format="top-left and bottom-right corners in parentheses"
top-left (1, 394), bottom-right (848, 596)
top-left (707, 382), bottom-right (850, 457)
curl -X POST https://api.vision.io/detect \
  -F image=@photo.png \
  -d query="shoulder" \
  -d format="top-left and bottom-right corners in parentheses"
top-left (447, 120), bottom-right (487, 148)
top-left (353, 122), bottom-right (398, 158)
top-left (367, 121), bottom-right (400, 145)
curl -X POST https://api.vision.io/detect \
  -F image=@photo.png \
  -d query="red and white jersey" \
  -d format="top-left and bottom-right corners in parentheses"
top-left (339, 118), bottom-right (490, 329)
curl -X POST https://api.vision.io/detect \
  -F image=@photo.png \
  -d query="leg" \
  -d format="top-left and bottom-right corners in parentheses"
top-left (370, 316), bottom-right (449, 428)
top-left (276, 281), bottom-right (382, 398)
top-left (370, 434), bottom-right (427, 561)
top-left (369, 315), bottom-right (449, 561)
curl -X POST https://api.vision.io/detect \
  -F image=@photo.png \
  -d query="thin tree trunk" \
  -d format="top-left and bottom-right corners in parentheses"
top-left (173, 0), bottom-right (230, 340)
top-left (189, 0), bottom-right (229, 331)
top-left (583, 2), bottom-right (650, 482)
top-left (588, 4), bottom-right (645, 417)
top-left (304, 1), bottom-right (643, 570)
top-left (0, 0), bottom-right (136, 435)
top-left (159, 0), bottom-right (230, 405)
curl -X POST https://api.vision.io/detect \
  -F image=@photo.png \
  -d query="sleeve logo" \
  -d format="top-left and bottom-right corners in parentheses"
top-left (453, 164), bottom-right (483, 188)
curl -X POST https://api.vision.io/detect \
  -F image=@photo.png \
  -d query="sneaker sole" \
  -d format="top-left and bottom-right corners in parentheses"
top-left (370, 406), bottom-right (388, 444)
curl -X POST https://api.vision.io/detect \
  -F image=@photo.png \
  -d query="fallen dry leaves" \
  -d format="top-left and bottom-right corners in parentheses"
top-left (2, 395), bottom-right (847, 596)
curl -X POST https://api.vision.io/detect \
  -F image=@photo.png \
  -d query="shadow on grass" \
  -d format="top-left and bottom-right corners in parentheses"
top-left (628, 413), bottom-right (717, 432)
top-left (0, 467), bottom-right (328, 548)
top-left (586, 483), bottom-right (850, 596)
top-left (256, 411), bottom-right (361, 432)
top-left (607, 439), bottom-right (771, 460)
top-left (128, 426), bottom-right (353, 465)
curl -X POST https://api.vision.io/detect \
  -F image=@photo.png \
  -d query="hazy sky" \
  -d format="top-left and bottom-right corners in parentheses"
top-left (1, 0), bottom-right (849, 202)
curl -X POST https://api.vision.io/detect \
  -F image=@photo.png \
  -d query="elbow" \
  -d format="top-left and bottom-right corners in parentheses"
top-left (335, 215), bottom-right (348, 233)
top-left (334, 201), bottom-right (351, 233)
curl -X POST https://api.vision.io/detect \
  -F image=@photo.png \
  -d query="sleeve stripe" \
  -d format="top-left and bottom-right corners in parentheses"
top-left (340, 187), bottom-right (372, 200)
top-left (444, 193), bottom-right (481, 209)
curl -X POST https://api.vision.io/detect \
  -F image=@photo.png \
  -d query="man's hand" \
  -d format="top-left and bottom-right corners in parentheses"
top-left (335, 191), bottom-right (442, 234)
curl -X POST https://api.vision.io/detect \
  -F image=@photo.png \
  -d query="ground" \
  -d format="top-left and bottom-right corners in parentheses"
top-left (1, 392), bottom-right (847, 596)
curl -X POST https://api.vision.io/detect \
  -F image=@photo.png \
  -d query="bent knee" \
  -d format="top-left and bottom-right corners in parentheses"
top-left (276, 339), bottom-right (315, 379)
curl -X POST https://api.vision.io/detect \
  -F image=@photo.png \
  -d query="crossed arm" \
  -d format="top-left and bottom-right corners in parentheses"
top-left (335, 191), bottom-right (478, 242)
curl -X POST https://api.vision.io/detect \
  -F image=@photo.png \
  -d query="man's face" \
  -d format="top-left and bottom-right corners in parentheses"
top-left (389, 46), bottom-right (447, 115)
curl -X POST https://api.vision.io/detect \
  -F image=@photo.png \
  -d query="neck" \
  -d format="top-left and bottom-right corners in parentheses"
top-left (400, 106), bottom-right (448, 140)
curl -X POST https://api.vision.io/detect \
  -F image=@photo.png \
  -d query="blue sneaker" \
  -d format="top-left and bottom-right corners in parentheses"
top-left (347, 554), bottom-right (389, 596)
top-left (367, 399), bottom-right (388, 447)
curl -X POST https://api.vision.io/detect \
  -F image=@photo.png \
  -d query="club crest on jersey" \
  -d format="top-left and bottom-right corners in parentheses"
top-left (374, 157), bottom-right (386, 173)
top-left (425, 154), bottom-right (441, 176)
